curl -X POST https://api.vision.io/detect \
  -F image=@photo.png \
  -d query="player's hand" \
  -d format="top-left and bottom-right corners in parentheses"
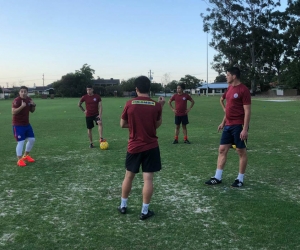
top-left (217, 123), bottom-right (224, 132)
top-left (29, 100), bottom-right (36, 107)
top-left (158, 96), bottom-right (165, 106)
top-left (96, 116), bottom-right (102, 124)
top-left (21, 100), bottom-right (26, 107)
top-left (185, 108), bottom-right (191, 114)
top-left (240, 130), bottom-right (248, 140)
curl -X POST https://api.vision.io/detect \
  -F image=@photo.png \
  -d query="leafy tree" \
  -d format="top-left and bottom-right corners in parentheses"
top-left (150, 83), bottom-right (163, 93)
top-left (76, 63), bottom-right (95, 80)
top-left (179, 75), bottom-right (201, 90)
top-left (281, 58), bottom-right (300, 90)
top-left (52, 64), bottom-right (96, 97)
top-left (105, 85), bottom-right (124, 97)
top-left (120, 77), bottom-right (136, 92)
top-left (0, 87), bottom-right (2, 93)
top-left (201, 0), bottom-right (293, 91)
top-left (215, 74), bottom-right (227, 82)
top-left (165, 80), bottom-right (179, 93)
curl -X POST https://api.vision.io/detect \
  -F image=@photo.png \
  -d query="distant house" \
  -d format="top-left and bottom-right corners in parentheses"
top-left (92, 78), bottom-right (120, 86)
top-left (197, 82), bottom-right (228, 95)
top-left (0, 88), bottom-right (11, 99)
top-left (29, 86), bottom-right (54, 95)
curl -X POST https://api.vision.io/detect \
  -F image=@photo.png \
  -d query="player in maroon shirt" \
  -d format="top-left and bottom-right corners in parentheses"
top-left (12, 86), bottom-right (36, 167)
top-left (118, 76), bottom-right (165, 220)
top-left (168, 83), bottom-right (195, 144)
top-left (205, 67), bottom-right (251, 187)
top-left (78, 85), bottom-right (104, 148)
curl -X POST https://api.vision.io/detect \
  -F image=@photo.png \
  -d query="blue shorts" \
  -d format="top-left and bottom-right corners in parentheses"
top-left (175, 115), bottom-right (189, 125)
top-left (220, 125), bottom-right (247, 149)
top-left (13, 125), bottom-right (35, 141)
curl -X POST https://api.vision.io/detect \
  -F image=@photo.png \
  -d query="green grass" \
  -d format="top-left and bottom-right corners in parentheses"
top-left (0, 96), bottom-right (300, 249)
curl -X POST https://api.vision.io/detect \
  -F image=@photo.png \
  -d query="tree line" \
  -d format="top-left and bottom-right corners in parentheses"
top-left (201, 0), bottom-right (300, 92)
top-left (51, 64), bottom-right (204, 97)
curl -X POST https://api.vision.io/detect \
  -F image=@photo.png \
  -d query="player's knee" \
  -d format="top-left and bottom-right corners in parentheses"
top-left (27, 137), bottom-right (35, 143)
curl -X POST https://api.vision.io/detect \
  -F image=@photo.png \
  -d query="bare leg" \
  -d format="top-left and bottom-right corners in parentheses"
top-left (98, 122), bottom-right (103, 139)
top-left (217, 144), bottom-right (231, 170)
top-left (175, 125), bottom-right (180, 137)
top-left (182, 124), bottom-right (187, 137)
top-left (236, 148), bottom-right (247, 174)
top-left (121, 170), bottom-right (136, 198)
top-left (142, 172), bottom-right (154, 204)
top-left (87, 129), bottom-right (93, 143)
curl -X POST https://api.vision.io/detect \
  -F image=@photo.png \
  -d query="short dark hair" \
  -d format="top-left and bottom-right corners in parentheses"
top-left (134, 76), bottom-right (150, 94)
top-left (178, 83), bottom-right (185, 90)
top-left (19, 86), bottom-right (28, 91)
top-left (227, 67), bottom-right (241, 79)
top-left (86, 85), bottom-right (93, 89)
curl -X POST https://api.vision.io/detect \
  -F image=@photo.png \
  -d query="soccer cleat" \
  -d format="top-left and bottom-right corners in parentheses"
top-left (17, 159), bottom-right (27, 167)
top-left (231, 144), bottom-right (236, 149)
top-left (140, 210), bottom-right (155, 220)
top-left (117, 206), bottom-right (127, 214)
top-left (22, 155), bottom-right (35, 162)
top-left (89, 143), bottom-right (95, 148)
top-left (100, 138), bottom-right (106, 143)
top-left (172, 139), bottom-right (178, 144)
top-left (184, 139), bottom-right (191, 144)
top-left (231, 179), bottom-right (244, 188)
top-left (205, 177), bottom-right (222, 185)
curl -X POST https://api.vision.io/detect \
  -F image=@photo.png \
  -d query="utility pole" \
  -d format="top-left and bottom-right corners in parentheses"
top-left (148, 70), bottom-right (154, 82)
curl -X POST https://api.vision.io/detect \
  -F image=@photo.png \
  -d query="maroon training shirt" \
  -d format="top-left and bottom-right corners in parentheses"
top-left (79, 94), bottom-right (101, 117)
top-left (12, 96), bottom-right (32, 126)
top-left (121, 96), bottom-right (162, 154)
top-left (223, 84), bottom-right (251, 125)
top-left (169, 93), bottom-right (193, 116)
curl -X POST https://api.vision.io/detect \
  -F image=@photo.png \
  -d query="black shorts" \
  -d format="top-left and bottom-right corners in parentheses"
top-left (220, 125), bottom-right (248, 149)
top-left (175, 115), bottom-right (189, 125)
top-left (125, 147), bottom-right (162, 173)
top-left (86, 115), bottom-right (100, 129)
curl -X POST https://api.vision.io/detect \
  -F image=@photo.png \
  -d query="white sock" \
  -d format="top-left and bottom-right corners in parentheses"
top-left (25, 137), bottom-right (35, 152)
top-left (214, 169), bottom-right (223, 180)
top-left (141, 203), bottom-right (149, 214)
top-left (237, 173), bottom-right (244, 182)
top-left (121, 198), bottom-right (128, 208)
top-left (16, 140), bottom-right (25, 157)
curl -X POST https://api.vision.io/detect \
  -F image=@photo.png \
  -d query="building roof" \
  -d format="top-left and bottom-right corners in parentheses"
top-left (197, 82), bottom-right (228, 89)
top-left (1, 88), bottom-right (11, 92)
top-left (92, 78), bottom-right (120, 85)
top-left (29, 86), bottom-right (54, 91)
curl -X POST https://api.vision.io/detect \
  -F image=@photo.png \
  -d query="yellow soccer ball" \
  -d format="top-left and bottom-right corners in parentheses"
top-left (100, 141), bottom-right (109, 150)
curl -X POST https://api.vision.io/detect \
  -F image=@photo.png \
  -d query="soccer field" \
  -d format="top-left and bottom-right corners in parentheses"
top-left (0, 96), bottom-right (300, 249)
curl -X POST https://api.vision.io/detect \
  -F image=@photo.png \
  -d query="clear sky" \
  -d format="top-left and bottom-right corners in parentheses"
top-left (0, 0), bottom-right (283, 88)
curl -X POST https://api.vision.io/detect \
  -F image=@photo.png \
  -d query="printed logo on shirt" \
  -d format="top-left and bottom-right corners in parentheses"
top-left (93, 98), bottom-right (97, 101)
top-left (234, 93), bottom-right (238, 98)
top-left (183, 97), bottom-right (186, 100)
top-left (132, 100), bottom-right (155, 106)
top-left (18, 135), bottom-right (21, 138)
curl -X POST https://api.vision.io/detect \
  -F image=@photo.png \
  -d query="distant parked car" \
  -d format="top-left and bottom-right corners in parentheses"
top-left (130, 91), bottom-right (137, 97)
